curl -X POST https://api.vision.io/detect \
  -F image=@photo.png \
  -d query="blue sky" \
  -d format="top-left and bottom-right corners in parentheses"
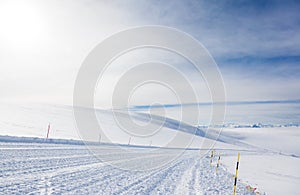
top-left (0, 0), bottom-right (299, 105)
top-left (132, 0), bottom-right (300, 64)
top-left (130, 0), bottom-right (300, 102)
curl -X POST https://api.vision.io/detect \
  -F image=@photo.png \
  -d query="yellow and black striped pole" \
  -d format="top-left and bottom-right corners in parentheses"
top-left (233, 152), bottom-right (241, 195)
top-left (216, 152), bottom-right (221, 173)
top-left (210, 150), bottom-right (214, 166)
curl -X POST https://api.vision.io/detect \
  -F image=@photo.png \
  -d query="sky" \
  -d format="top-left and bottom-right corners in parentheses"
top-left (0, 0), bottom-right (299, 107)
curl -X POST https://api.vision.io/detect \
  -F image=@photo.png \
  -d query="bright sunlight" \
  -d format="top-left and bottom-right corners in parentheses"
top-left (0, 1), bottom-right (45, 48)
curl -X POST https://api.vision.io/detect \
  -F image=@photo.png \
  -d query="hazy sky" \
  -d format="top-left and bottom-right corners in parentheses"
top-left (0, 0), bottom-right (299, 106)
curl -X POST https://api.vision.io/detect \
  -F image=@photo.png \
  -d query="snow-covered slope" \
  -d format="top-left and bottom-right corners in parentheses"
top-left (219, 127), bottom-right (300, 195)
top-left (0, 102), bottom-right (78, 139)
top-left (1, 102), bottom-right (300, 194)
top-left (0, 140), bottom-right (255, 195)
top-left (0, 102), bottom-right (238, 149)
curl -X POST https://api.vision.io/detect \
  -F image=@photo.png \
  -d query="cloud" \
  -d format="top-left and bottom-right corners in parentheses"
top-left (125, 0), bottom-right (300, 59)
top-left (0, 0), bottom-right (299, 105)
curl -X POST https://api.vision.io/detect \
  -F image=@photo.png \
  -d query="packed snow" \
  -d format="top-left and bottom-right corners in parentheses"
top-left (0, 102), bottom-right (299, 194)
top-left (0, 139), bottom-right (256, 195)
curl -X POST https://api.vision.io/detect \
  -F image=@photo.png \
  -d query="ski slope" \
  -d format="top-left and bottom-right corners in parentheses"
top-left (0, 140), bottom-right (255, 195)
top-left (0, 102), bottom-right (300, 194)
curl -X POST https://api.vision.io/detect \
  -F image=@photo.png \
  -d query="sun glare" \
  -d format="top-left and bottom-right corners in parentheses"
top-left (0, 1), bottom-right (45, 48)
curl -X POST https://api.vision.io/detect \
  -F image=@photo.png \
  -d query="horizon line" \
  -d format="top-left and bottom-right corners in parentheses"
top-left (129, 99), bottom-right (300, 110)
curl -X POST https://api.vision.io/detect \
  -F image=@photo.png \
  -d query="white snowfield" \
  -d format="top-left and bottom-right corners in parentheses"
top-left (219, 127), bottom-right (300, 195)
top-left (0, 102), bottom-right (299, 194)
top-left (0, 140), bottom-right (254, 195)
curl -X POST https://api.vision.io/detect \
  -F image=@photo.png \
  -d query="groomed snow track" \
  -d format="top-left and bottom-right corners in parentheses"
top-left (0, 139), bottom-right (253, 194)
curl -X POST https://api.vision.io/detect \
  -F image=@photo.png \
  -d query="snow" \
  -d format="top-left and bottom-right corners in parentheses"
top-left (221, 153), bottom-right (300, 195)
top-left (0, 140), bottom-right (254, 194)
top-left (219, 127), bottom-right (300, 195)
top-left (0, 102), bottom-right (299, 194)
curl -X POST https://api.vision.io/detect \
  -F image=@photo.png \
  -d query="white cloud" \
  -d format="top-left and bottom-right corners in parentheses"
top-left (0, 0), bottom-right (299, 106)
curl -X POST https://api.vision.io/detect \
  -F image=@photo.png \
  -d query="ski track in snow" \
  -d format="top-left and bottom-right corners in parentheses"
top-left (0, 141), bottom-right (255, 195)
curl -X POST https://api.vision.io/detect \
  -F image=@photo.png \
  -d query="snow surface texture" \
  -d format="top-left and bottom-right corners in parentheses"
top-left (219, 127), bottom-right (300, 195)
top-left (0, 141), bottom-right (254, 195)
top-left (0, 102), bottom-right (299, 194)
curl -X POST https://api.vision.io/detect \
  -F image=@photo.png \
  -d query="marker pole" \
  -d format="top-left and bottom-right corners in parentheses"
top-left (233, 152), bottom-right (241, 195)
top-left (216, 152), bottom-right (221, 173)
top-left (46, 123), bottom-right (50, 139)
top-left (98, 133), bottom-right (101, 143)
top-left (210, 150), bottom-right (214, 167)
top-left (128, 137), bottom-right (131, 145)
